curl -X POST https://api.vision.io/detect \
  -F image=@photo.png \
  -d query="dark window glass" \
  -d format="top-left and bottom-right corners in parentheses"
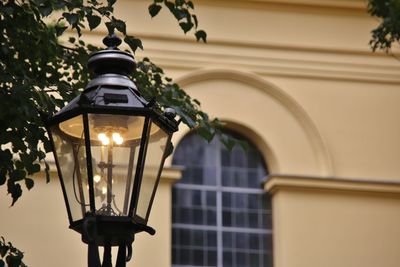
top-left (207, 231), bottom-right (217, 247)
top-left (172, 130), bottom-right (272, 267)
top-left (207, 191), bottom-right (217, 206)
top-left (208, 250), bottom-right (217, 266)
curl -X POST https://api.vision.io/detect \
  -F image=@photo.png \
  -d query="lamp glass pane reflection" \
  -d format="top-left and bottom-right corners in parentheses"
top-left (87, 114), bottom-right (145, 216)
top-left (136, 122), bottom-right (169, 220)
top-left (49, 111), bottom-right (176, 225)
top-left (50, 115), bottom-right (90, 222)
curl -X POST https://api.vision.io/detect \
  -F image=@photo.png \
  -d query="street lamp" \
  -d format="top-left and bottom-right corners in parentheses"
top-left (43, 35), bottom-right (178, 267)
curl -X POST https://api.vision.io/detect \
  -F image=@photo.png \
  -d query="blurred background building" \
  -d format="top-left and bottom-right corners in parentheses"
top-left (2, 0), bottom-right (400, 267)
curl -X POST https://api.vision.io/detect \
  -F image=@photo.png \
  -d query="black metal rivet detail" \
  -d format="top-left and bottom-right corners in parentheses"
top-left (164, 107), bottom-right (176, 119)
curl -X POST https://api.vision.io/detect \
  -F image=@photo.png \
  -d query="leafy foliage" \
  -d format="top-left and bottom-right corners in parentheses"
top-left (0, 0), bottom-right (239, 264)
top-left (148, 0), bottom-right (207, 41)
top-left (0, 237), bottom-right (26, 267)
top-left (0, 0), bottom-right (223, 209)
top-left (368, 0), bottom-right (400, 51)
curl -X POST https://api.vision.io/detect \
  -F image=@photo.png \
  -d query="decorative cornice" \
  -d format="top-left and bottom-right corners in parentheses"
top-left (196, 0), bottom-right (366, 11)
top-left (159, 166), bottom-right (183, 183)
top-left (265, 175), bottom-right (400, 196)
top-left (85, 30), bottom-right (393, 58)
top-left (135, 34), bottom-right (400, 84)
top-left (83, 29), bottom-right (400, 83)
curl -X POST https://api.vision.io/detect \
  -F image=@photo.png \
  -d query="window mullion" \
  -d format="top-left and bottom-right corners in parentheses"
top-left (216, 140), bottom-right (223, 267)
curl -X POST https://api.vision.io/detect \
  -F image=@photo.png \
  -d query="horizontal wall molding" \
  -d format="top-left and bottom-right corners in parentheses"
top-left (82, 31), bottom-right (400, 85)
top-left (265, 175), bottom-right (400, 196)
top-left (197, 0), bottom-right (366, 11)
top-left (130, 34), bottom-right (400, 85)
top-left (86, 29), bottom-right (392, 57)
top-left (159, 166), bottom-right (183, 183)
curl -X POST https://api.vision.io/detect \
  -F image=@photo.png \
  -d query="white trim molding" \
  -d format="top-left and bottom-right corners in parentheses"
top-left (265, 174), bottom-right (400, 196)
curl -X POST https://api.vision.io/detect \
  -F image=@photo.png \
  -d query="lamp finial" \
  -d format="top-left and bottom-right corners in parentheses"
top-left (103, 34), bottom-right (122, 49)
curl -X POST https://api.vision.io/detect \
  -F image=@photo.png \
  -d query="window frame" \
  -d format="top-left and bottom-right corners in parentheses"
top-left (172, 130), bottom-right (272, 267)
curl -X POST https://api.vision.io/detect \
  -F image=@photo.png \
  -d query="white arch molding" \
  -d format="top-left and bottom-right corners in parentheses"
top-left (166, 69), bottom-right (333, 177)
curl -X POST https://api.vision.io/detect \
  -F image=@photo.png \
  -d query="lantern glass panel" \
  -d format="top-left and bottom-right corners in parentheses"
top-left (136, 122), bottom-right (169, 220)
top-left (87, 114), bottom-right (145, 216)
top-left (51, 115), bottom-right (90, 221)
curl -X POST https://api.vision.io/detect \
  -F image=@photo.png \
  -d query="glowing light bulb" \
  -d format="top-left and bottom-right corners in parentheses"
top-left (98, 133), bottom-right (110, 145)
top-left (93, 174), bottom-right (101, 183)
top-left (112, 132), bottom-right (124, 145)
top-left (102, 186), bottom-right (107, 195)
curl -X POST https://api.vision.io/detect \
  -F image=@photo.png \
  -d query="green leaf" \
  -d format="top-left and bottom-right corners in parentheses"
top-left (0, 168), bottom-right (6, 186)
top-left (105, 21), bottom-right (115, 35)
top-left (107, 0), bottom-right (117, 7)
top-left (193, 14), bottom-right (198, 28)
top-left (24, 160), bottom-right (40, 174)
top-left (164, 141), bottom-right (174, 158)
top-left (149, 3), bottom-right (162, 17)
top-left (0, 245), bottom-right (9, 258)
top-left (39, 5), bottom-right (53, 17)
top-left (25, 178), bottom-right (34, 190)
top-left (37, 150), bottom-right (46, 160)
top-left (43, 138), bottom-right (53, 153)
top-left (55, 25), bottom-right (68, 36)
top-left (221, 135), bottom-right (236, 151)
top-left (63, 12), bottom-right (79, 26)
top-left (53, 1), bottom-right (66, 10)
top-left (114, 18), bottom-right (126, 34)
top-left (6, 254), bottom-right (22, 267)
top-left (172, 9), bottom-right (186, 20)
top-left (124, 36), bottom-right (143, 52)
top-left (237, 139), bottom-right (249, 152)
top-left (97, 6), bottom-right (112, 16)
top-left (44, 160), bottom-right (51, 183)
top-left (176, 109), bottom-right (196, 128)
top-left (0, 150), bottom-right (12, 163)
top-left (8, 182), bottom-right (22, 206)
top-left (75, 25), bottom-right (82, 36)
top-left (179, 21), bottom-right (193, 33)
top-left (197, 126), bottom-right (215, 142)
top-left (195, 30), bottom-right (207, 42)
top-left (87, 14), bottom-right (101, 30)
top-left (28, 163), bottom-right (40, 175)
top-left (10, 169), bottom-right (26, 182)
top-left (15, 161), bottom-right (24, 170)
top-left (2, 7), bottom-right (13, 16)
top-left (165, 1), bottom-right (175, 11)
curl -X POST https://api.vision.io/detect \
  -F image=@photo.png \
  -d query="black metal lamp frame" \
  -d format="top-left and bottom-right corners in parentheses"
top-left (42, 35), bottom-right (178, 267)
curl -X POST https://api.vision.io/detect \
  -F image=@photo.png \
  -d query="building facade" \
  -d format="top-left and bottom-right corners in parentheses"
top-left (2, 0), bottom-right (400, 267)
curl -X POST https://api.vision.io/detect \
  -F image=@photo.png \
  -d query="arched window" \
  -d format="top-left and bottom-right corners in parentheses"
top-left (172, 130), bottom-right (272, 267)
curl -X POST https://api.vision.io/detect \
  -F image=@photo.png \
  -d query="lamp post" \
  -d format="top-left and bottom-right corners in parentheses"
top-left (43, 35), bottom-right (178, 267)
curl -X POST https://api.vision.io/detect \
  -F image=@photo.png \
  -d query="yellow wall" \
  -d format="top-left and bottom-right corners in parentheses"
top-left (0, 169), bottom-right (180, 267)
top-left (129, 0), bottom-right (400, 266)
top-left (266, 176), bottom-right (400, 267)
